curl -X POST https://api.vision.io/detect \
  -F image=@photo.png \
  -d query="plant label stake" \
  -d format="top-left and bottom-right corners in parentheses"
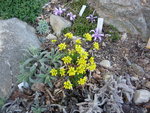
top-left (146, 38), bottom-right (150, 49)
top-left (79, 5), bottom-right (86, 16)
top-left (97, 18), bottom-right (104, 33)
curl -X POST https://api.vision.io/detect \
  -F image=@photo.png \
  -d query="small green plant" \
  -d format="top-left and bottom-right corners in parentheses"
top-left (105, 25), bottom-right (121, 42)
top-left (17, 47), bottom-right (64, 87)
top-left (31, 92), bottom-right (47, 113)
top-left (63, 0), bottom-right (97, 36)
top-left (0, 98), bottom-right (5, 110)
top-left (0, 0), bottom-right (48, 23)
top-left (36, 20), bottom-right (49, 35)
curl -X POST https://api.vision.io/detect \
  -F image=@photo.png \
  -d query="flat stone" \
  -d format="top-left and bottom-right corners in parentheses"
top-left (88, 0), bottom-right (150, 40)
top-left (134, 89), bottom-right (150, 104)
top-left (131, 64), bottom-right (145, 76)
top-left (50, 14), bottom-right (72, 36)
top-left (100, 60), bottom-right (111, 68)
top-left (0, 18), bottom-right (40, 98)
top-left (46, 33), bottom-right (57, 40)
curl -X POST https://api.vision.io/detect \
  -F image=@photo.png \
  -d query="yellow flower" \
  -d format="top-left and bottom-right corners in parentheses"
top-left (62, 56), bottom-right (72, 64)
top-left (75, 39), bottom-right (81, 44)
top-left (87, 62), bottom-right (96, 71)
top-left (50, 69), bottom-right (58, 76)
top-left (76, 65), bottom-right (86, 74)
top-left (83, 33), bottom-right (92, 41)
top-left (64, 80), bottom-right (73, 89)
top-left (68, 49), bottom-right (76, 55)
top-left (93, 42), bottom-right (99, 50)
top-left (77, 57), bottom-right (87, 66)
top-left (58, 43), bottom-right (66, 51)
top-left (60, 68), bottom-right (65, 76)
top-left (75, 44), bottom-right (84, 54)
top-left (51, 40), bottom-right (57, 43)
top-left (67, 67), bottom-right (76, 76)
top-left (89, 57), bottom-right (95, 63)
top-left (64, 32), bottom-right (73, 39)
top-left (80, 51), bottom-right (89, 59)
top-left (78, 76), bottom-right (87, 85)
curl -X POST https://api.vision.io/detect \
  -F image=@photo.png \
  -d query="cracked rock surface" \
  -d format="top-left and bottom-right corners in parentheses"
top-left (0, 18), bottom-right (40, 98)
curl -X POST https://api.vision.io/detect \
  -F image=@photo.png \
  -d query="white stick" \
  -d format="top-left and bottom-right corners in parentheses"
top-left (97, 18), bottom-right (104, 33)
top-left (79, 5), bottom-right (86, 16)
top-left (146, 38), bottom-right (150, 49)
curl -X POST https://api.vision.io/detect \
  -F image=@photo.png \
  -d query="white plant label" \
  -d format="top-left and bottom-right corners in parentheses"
top-left (146, 38), bottom-right (150, 49)
top-left (79, 5), bottom-right (86, 16)
top-left (97, 18), bottom-right (104, 33)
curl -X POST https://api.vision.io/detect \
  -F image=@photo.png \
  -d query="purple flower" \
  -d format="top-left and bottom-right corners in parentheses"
top-left (67, 12), bottom-right (76, 21)
top-left (53, 7), bottom-right (66, 16)
top-left (86, 14), bottom-right (97, 23)
top-left (90, 28), bottom-right (104, 42)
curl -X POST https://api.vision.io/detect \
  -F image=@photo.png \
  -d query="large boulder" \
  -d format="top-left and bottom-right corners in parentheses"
top-left (0, 18), bottom-right (40, 98)
top-left (88, 0), bottom-right (150, 40)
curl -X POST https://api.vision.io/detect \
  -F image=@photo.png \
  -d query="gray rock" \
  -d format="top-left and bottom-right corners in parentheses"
top-left (134, 89), bottom-right (150, 104)
top-left (50, 14), bottom-right (72, 36)
top-left (0, 18), bottom-right (40, 98)
top-left (46, 34), bottom-right (57, 40)
top-left (131, 64), bottom-right (145, 76)
top-left (88, 0), bottom-right (150, 40)
top-left (100, 60), bottom-right (111, 68)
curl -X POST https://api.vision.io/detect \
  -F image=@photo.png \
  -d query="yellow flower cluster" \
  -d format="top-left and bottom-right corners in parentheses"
top-left (87, 57), bottom-right (96, 71)
top-left (62, 56), bottom-right (72, 64)
top-left (58, 43), bottom-right (66, 51)
top-left (75, 39), bottom-right (82, 44)
top-left (78, 76), bottom-right (87, 85)
top-left (67, 67), bottom-right (76, 76)
top-left (50, 69), bottom-right (57, 76)
top-left (64, 80), bottom-right (73, 89)
top-left (60, 68), bottom-right (65, 76)
top-left (64, 32), bottom-right (73, 39)
top-left (93, 42), bottom-right (99, 50)
top-left (51, 32), bottom-right (99, 90)
top-left (83, 33), bottom-right (92, 41)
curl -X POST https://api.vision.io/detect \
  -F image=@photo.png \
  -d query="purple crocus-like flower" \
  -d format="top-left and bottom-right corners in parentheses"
top-left (53, 7), bottom-right (66, 16)
top-left (86, 14), bottom-right (97, 23)
top-left (67, 12), bottom-right (76, 21)
top-left (90, 28), bottom-right (104, 42)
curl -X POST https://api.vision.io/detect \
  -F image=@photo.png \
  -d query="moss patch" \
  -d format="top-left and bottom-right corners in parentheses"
top-left (104, 25), bottom-right (121, 42)
top-left (63, 0), bottom-right (97, 37)
top-left (0, 0), bottom-right (49, 23)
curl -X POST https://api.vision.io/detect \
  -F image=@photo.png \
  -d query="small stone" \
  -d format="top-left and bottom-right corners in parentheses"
top-left (131, 64), bottom-right (145, 76)
top-left (72, 36), bottom-right (81, 43)
top-left (31, 83), bottom-right (45, 92)
top-left (134, 89), bottom-right (150, 104)
top-left (46, 34), bottom-right (57, 40)
top-left (103, 72), bottom-right (113, 82)
top-left (18, 82), bottom-right (29, 92)
top-left (145, 81), bottom-right (150, 89)
top-left (100, 60), bottom-right (112, 68)
top-left (121, 33), bottom-right (127, 42)
top-left (50, 14), bottom-right (72, 36)
top-left (102, 42), bottom-right (106, 47)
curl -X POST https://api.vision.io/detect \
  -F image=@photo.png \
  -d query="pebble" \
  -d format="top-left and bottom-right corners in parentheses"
top-left (100, 60), bottom-right (112, 68)
top-left (46, 34), bottom-right (57, 40)
top-left (103, 72), bottom-right (113, 82)
top-left (50, 14), bottom-right (72, 36)
top-left (131, 64), bottom-right (145, 76)
top-left (145, 81), bottom-right (150, 89)
top-left (134, 89), bottom-right (150, 104)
